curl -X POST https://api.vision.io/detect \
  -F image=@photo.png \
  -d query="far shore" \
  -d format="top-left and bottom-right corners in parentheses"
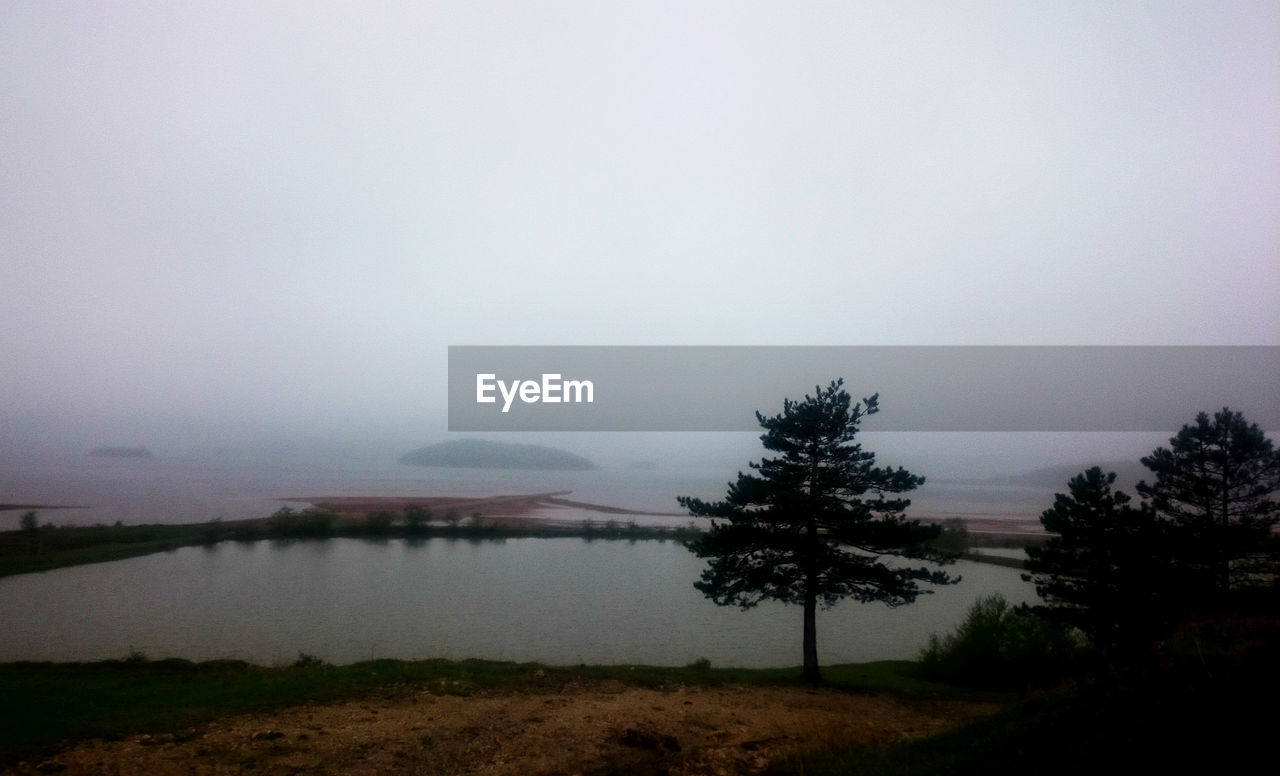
top-left (1, 491), bottom-right (1039, 579)
top-left (283, 491), bottom-right (688, 526)
top-left (0, 504), bottom-right (84, 512)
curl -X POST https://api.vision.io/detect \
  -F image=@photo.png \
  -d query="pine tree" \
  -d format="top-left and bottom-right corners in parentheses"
top-left (1136, 408), bottom-right (1280, 595)
top-left (1023, 467), bottom-right (1176, 650)
top-left (679, 379), bottom-right (957, 683)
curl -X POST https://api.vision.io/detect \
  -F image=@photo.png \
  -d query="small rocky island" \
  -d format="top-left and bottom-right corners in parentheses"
top-left (89, 446), bottom-right (153, 459)
top-left (398, 439), bottom-right (595, 470)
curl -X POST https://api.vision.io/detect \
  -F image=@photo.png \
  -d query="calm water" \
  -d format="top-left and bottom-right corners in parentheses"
top-left (0, 538), bottom-right (1036, 666)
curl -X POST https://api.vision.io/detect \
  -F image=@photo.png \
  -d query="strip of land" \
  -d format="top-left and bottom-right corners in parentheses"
top-left (0, 504), bottom-right (82, 512)
top-left (285, 491), bottom-right (685, 524)
top-left (0, 491), bottom-right (1035, 579)
top-left (0, 492), bottom-right (702, 579)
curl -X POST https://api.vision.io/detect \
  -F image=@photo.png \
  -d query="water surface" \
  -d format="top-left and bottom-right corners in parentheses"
top-left (0, 538), bottom-right (1035, 666)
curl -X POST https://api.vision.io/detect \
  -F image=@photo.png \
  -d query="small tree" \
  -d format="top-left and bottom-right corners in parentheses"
top-left (1023, 467), bottom-right (1177, 650)
top-left (19, 511), bottom-right (39, 532)
top-left (1136, 408), bottom-right (1280, 595)
top-left (299, 507), bottom-right (337, 537)
top-left (268, 506), bottom-right (299, 537)
top-left (680, 380), bottom-right (957, 683)
top-left (403, 504), bottom-right (431, 533)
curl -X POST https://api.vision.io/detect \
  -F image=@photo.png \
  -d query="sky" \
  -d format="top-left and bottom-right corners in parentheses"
top-left (1, 1), bottom-right (1277, 463)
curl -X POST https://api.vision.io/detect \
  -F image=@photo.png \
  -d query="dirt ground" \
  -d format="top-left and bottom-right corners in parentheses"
top-left (6, 682), bottom-right (998, 776)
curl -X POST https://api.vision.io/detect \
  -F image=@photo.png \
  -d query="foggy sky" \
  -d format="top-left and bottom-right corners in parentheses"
top-left (2, 1), bottom-right (1277, 455)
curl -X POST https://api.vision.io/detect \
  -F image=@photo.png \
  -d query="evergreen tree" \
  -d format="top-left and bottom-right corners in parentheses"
top-left (1023, 467), bottom-right (1176, 650)
top-left (679, 380), bottom-right (957, 683)
top-left (1136, 408), bottom-right (1280, 595)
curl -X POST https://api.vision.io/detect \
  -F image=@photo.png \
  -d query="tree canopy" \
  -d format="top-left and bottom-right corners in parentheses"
top-left (1136, 407), bottom-right (1280, 595)
top-left (680, 379), bottom-right (956, 683)
top-left (1026, 408), bottom-right (1280, 652)
top-left (1023, 467), bottom-right (1177, 650)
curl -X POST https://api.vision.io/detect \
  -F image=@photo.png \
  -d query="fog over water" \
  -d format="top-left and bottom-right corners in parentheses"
top-left (0, 430), bottom-right (1187, 531)
top-left (2, 3), bottom-right (1277, 516)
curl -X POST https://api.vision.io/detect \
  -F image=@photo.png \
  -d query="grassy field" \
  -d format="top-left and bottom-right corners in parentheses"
top-left (2, 608), bottom-right (1273, 772)
top-left (6, 647), bottom-right (1271, 773)
top-left (0, 657), bottom-right (987, 766)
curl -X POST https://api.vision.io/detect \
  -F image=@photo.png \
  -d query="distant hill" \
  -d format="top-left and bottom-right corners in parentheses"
top-left (398, 439), bottom-right (595, 471)
top-left (89, 446), bottom-right (153, 459)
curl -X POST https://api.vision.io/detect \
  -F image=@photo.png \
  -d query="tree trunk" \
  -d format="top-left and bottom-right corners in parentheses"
top-left (802, 499), bottom-right (822, 684)
top-left (802, 575), bottom-right (821, 684)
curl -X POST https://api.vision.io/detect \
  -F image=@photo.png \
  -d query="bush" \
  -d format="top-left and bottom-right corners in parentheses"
top-left (363, 510), bottom-right (395, 535)
top-left (293, 652), bottom-right (327, 668)
top-left (403, 504), bottom-right (431, 533)
top-left (201, 518), bottom-right (224, 545)
top-left (919, 593), bottom-right (1084, 689)
top-left (298, 507), bottom-right (337, 537)
top-left (268, 507), bottom-right (299, 537)
top-left (927, 517), bottom-right (970, 557)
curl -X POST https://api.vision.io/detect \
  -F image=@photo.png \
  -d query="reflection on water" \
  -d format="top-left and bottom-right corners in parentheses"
top-left (0, 538), bottom-right (1036, 666)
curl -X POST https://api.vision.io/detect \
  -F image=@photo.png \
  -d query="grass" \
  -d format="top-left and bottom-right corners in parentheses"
top-left (0, 523), bottom-right (210, 578)
top-left (6, 612), bottom-right (1272, 771)
top-left (0, 657), bottom-right (979, 765)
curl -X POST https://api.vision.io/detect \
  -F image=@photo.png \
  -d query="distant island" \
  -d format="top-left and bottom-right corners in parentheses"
top-left (398, 439), bottom-right (595, 470)
top-left (89, 446), bottom-right (153, 459)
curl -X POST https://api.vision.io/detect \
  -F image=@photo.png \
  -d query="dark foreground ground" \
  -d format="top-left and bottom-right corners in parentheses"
top-left (0, 660), bottom-right (1000, 775)
top-left (2, 625), bottom-right (1276, 776)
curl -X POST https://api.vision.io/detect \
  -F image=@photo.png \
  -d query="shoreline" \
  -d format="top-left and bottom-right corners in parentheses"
top-left (1, 491), bottom-right (1040, 579)
top-left (283, 491), bottom-right (687, 524)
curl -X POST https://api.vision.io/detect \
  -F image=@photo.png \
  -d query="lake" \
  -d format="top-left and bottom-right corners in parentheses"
top-left (0, 537), bottom-right (1036, 667)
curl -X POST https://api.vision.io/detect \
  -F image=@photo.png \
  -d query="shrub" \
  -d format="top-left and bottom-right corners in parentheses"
top-left (298, 507), bottom-right (337, 537)
top-left (293, 652), bottom-right (327, 668)
top-left (363, 510), bottom-right (395, 535)
top-left (927, 517), bottom-right (970, 557)
top-left (403, 504), bottom-right (431, 533)
top-left (201, 518), bottom-right (224, 545)
top-left (919, 593), bottom-right (1084, 689)
top-left (268, 507), bottom-right (299, 537)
